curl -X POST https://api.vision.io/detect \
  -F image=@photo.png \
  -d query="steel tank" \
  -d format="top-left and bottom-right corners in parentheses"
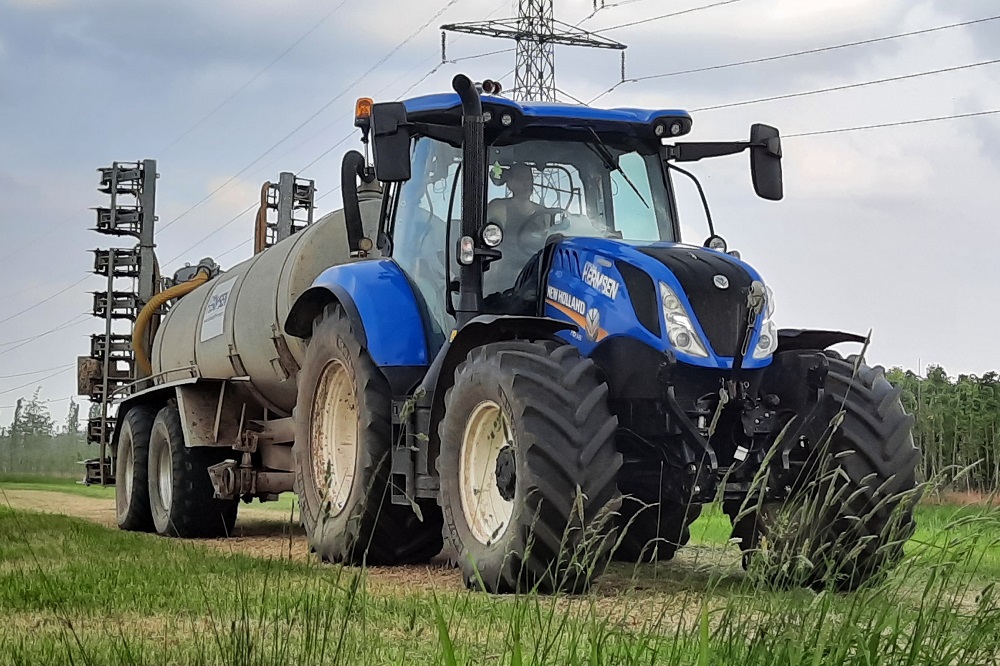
top-left (151, 193), bottom-right (381, 415)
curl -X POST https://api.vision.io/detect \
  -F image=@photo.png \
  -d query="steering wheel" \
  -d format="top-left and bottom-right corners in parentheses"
top-left (514, 207), bottom-right (567, 252)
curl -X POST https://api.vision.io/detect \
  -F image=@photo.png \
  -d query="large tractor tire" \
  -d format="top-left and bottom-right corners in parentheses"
top-left (614, 498), bottom-right (701, 563)
top-left (147, 404), bottom-right (239, 538)
top-left (293, 305), bottom-right (443, 565)
top-left (729, 353), bottom-right (920, 591)
top-left (437, 340), bottom-right (622, 593)
top-left (115, 404), bottom-right (158, 532)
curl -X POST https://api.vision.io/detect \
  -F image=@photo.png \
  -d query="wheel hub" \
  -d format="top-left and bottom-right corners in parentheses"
top-left (495, 445), bottom-right (516, 502)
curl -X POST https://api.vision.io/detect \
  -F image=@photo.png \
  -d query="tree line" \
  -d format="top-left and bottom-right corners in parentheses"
top-left (887, 366), bottom-right (1000, 492)
top-left (0, 390), bottom-right (92, 477)
top-left (1, 368), bottom-right (998, 490)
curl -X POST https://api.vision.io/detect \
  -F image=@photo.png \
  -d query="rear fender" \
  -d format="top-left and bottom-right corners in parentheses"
top-left (284, 260), bottom-right (430, 367)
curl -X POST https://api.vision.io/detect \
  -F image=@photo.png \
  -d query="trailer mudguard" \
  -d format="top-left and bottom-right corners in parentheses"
top-left (285, 259), bottom-right (430, 368)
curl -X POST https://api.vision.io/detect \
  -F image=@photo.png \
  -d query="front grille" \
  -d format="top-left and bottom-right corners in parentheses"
top-left (639, 246), bottom-right (752, 357)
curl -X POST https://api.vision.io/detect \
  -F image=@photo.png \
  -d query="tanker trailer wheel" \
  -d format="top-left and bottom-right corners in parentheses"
top-left (613, 498), bottom-right (701, 563)
top-left (147, 403), bottom-right (239, 538)
top-left (115, 404), bottom-right (158, 532)
top-left (728, 353), bottom-right (920, 591)
top-left (293, 304), bottom-right (443, 565)
top-left (436, 340), bottom-right (622, 593)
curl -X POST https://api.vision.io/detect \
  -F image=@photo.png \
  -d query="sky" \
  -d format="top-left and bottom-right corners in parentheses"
top-left (1, 0), bottom-right (999, 425)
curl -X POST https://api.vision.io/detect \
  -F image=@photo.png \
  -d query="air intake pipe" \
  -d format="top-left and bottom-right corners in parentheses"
top-left (453, 73), bottom-right (485, 326)
top-left (341, 150), bottom-right (372, 253)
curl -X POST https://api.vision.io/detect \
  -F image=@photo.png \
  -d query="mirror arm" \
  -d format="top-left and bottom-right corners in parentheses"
top-left (665, 162), bottom-right (715, 237)
top-left (667, 141), bottom-right (749, 163)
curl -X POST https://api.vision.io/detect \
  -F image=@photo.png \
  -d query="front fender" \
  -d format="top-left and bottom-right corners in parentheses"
top-left (284, 260), bottom-right (430, 367)
top-left (776, 328), bottom-right (867, 353)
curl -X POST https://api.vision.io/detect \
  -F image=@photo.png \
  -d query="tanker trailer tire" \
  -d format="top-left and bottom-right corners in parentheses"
top-left (115, 405), bottom-right (158, 532)
top-left (436, 341), bottom-right (622, 594)
top-left (728, 353), bottom-right (920, 591)
top-left (293, 305), bottom-right (443, 565)
top-left (147, 404), bottom-right (239, 538)
top-left (613, 498), bottom-right (701, 563)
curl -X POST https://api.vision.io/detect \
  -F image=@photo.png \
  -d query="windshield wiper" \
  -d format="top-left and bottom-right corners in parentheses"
top-left (586, 127), bottom-right (649, 209)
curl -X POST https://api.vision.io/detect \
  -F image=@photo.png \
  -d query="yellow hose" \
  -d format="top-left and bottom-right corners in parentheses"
top-left (132, 269), bottom-right (210, 377)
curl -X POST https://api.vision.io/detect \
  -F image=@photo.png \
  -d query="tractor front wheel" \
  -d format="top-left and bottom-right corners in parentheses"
top-left (729, 353), bottom-right (920, 591)
top-left (437, 340), bottom-right (622, 593)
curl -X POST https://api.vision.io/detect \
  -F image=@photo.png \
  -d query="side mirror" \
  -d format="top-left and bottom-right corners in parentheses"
top-left (749, 124), bottom-right (782, 201)
top-left (371, 102), bottom-right (412, 182)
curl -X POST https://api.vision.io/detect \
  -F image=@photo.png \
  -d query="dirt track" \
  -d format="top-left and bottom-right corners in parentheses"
top-left (0, 488), bottom-right (465, 592)
top-left (0, 487), bottom-right (737, 597)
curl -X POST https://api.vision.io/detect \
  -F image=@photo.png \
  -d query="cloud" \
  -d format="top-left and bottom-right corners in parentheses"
top-left (2, 0), bottom-right (1000, 421)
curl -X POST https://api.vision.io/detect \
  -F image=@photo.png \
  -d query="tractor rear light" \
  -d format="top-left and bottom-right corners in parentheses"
top-left (659, 282), bottom-right (709, 358)
top-left (458, 236), bottom-right (475, 265)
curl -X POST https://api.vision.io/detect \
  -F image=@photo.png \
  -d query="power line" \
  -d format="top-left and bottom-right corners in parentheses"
top-left (162, 202), bottom-right (259, 268)
top-left (785, 107), bottom-right (1000, 138)
top-left (0, 366), bottom-right (74, 398)
top-left (157, 0), bottom-right (355, 156)
top-left (0, 396), bottom-right (74, 411)
top-left (692, 57), bottom-right (1000, 113)
top-left (156, 0), bottom-right (467, 235)
top-left (0, 313), bottom-right (91, 359)
top-left (0, 363), bottom-right (75, 381)
top-left (590, 14), bottom-right (1000, 102)
top-left (0, 312), bottom-right (91, 348)
top-left (0, 268), bottom-right (83, 303)
top-left (599, 0), bottom-right (741, 32)
top-left (0, 275), bottom-right (90, 327)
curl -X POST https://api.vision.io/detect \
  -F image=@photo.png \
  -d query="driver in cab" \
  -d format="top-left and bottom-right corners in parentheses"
top-left (483, 162), bottom-right (547, 314)
top-left (487, 163), bottom-right (540, 235)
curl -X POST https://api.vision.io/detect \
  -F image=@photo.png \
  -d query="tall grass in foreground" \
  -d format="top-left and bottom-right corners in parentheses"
top-left (1, 491), bottom-right (998, 665)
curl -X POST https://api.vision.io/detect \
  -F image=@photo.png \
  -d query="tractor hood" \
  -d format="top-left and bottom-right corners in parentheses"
top-left (542, 237), bottom-right (773, 370)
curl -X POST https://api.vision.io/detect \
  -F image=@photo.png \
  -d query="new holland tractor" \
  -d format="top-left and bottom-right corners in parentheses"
top-left (105, 74), bottom-right (919, 593)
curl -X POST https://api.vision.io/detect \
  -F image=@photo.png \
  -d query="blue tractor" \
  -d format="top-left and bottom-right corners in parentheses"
top-left (283, 75), bottom-right (920, 593)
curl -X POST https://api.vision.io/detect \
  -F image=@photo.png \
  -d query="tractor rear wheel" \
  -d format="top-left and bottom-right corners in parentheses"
top-left (614, 499), bottom-right (701, 563)
top-left (115, 404), bottom-right (157, 532)
top-left (147, 404), bottom-right (239, 538)
top-left (437, 340), bottom-right (622, 593)
top-left (293, 304), bottom-right (443, 565)
top-left (729, 353), bottom-right (920, 591)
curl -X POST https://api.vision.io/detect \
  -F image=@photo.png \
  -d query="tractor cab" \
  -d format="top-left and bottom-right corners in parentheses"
top-left (391, 95), bottom-right (688, 341)
top-left (353, 82), bottom-right (781, 359)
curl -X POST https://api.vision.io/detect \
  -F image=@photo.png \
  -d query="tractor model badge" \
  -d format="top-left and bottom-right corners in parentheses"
top-left (713, 275), bottom-right (730, 290)
top-left (585, 307), bottom-right (601, 341)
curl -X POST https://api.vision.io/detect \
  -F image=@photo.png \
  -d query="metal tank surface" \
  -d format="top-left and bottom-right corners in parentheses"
top-left (152, 194), bottom-right (381, 414)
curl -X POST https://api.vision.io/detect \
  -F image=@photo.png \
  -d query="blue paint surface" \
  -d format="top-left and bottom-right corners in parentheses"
top-left (543, 237), bottom-right (773, 370)
top-left (310, 260), bottom-right (430, 367)
top-left (403, 93), bottom-right (692, 134)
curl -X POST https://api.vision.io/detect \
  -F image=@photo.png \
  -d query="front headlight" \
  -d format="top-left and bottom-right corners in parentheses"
top-left (659, 282), bottom-right (709, 358)
top-left (752, 286), bottom-right (778, 359)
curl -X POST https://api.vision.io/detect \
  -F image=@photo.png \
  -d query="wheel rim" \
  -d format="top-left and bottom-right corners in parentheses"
top-left (156, 437), bottom-right (172, 511)
top-left (116, 434), bottom-right (133, 518)
top-left (459, 400), bottom-right (515, 545)
top-left (310, 360), bottom-right (358, 516)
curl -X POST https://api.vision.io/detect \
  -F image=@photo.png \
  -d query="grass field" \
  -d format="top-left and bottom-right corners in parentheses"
top-left (1, 477), bottom-right (998, 666)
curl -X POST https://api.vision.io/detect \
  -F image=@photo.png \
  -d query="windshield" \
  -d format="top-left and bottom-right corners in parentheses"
top-left (392, 135), bottom-right (677, 338)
